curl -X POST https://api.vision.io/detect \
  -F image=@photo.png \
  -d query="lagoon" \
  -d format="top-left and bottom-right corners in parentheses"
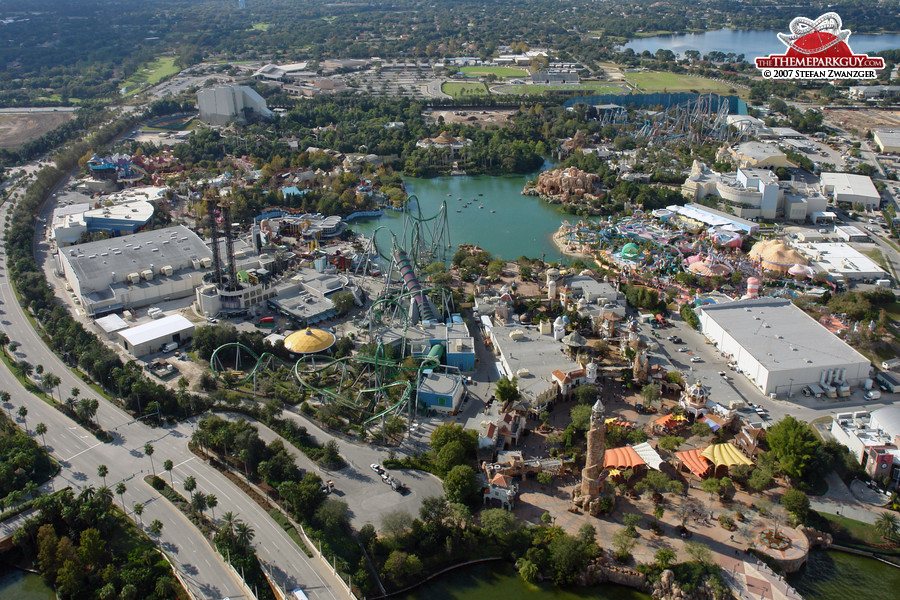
top-left (787, 549), bottom-right (900, 600)
top-left (350, 160), bottom-right (570, 262)
top-left (397, 561), bottom-right (650, 600)
top-left (0, 565), bottom-right (55, 600)
top-left (623, 29), bottom-right (900, 60)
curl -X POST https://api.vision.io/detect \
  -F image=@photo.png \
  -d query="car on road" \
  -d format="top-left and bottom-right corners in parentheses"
top-left (677, 347), bottom-right (689, 353)
top-left (671, 337), bottom-right (683, 344)
top-left (370, 463), bottom-right (384, 474)
top-left (690, 356), bottom-right (703, 363)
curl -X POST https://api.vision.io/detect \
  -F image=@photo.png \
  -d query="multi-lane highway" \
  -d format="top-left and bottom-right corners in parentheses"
top-left (0, 177), bottom-right (346, 600)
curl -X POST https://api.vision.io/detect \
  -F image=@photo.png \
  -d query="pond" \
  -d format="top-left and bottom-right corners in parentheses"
top-left (397, 560), bottom-right (651, 600)
top-left (350, 160), bottom-right (571, 262)
top-left (787, 549), bottom-right (900, 600)
top-left (623, 29), bottom-right (900, 61)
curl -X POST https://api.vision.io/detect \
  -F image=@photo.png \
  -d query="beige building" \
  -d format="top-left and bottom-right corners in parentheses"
top-left (874, 129), bottom-right (900, 153)
top-left (725, 142), bottom-right (788, 169)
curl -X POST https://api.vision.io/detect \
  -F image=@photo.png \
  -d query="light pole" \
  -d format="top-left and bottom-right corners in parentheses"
top-left (788, 378), bottom-right (794, 398)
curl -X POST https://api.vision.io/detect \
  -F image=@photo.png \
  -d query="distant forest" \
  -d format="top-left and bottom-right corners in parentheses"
top-left (1, 0), bottom-right (899, 107)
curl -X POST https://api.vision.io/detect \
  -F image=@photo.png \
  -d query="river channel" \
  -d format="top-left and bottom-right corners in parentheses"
top-left (623, 29), bottom-right (900, 60)
top-left (350, 160), bottom-right (570, 262)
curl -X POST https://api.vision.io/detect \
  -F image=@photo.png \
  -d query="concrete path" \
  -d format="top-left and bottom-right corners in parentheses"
top-left (721, 555), bottom-right (804, 600)
top-left (809, 472), bottom-right (890, 525)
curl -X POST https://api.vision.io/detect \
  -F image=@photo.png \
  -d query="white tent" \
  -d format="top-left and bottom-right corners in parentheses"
top-left (631, 442), bottom-right (664, 471)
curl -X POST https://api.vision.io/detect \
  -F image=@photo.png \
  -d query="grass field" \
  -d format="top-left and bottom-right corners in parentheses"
top-left (460, 66), bottom-right (529, 78)
top-left (442, 81), bottom-right (490, 98)
top-left (251, 22), bottom-right (271, 31)
top-left (122, 56), bottom-right (180, 96)
top-left (500, 83), bottom-right (623, 96)
top-left (625, 71), bottom-right (737, 94)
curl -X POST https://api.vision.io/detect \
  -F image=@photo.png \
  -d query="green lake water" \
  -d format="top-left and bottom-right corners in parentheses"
top-left (787, 549), bottom-right (900, 600)
top-left (0, 565), bottom-right (55, 600)
top-left (350, 160), bottom-right (571, 262)
top-left (397, 561), bottom-right (651, 600)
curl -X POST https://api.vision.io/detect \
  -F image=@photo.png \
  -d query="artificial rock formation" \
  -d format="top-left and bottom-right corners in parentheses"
top-left (527, 167), bottom-right (602, 203)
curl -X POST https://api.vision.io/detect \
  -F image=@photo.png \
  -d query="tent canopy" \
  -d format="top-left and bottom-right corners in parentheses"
top-left (676, 448), bottom-right (712, 478)
top-left (632, 442), bottom-right (664, 471)
top-left (603, 446), bottom-right (646, 469)
top-left (701, 443), bottom-right (752, 467)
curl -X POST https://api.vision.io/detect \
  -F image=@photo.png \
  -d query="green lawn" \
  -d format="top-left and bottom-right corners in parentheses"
top-left (817, 513), bottom-right (894, 550)
top-left (460, 66), bottom-right (529, 78)
top-left (625, 71), bottom-right (737, 94)
top-left (140, 118), bottom-right (199, 132)
top-left (441, 81), bottom-right (490, 98)
top-left (121, 56), bottom-right (180, 96)
top-left (499, 83), bottom-right (623, 96)
top-left (251, 22), bottom-right (271, 31)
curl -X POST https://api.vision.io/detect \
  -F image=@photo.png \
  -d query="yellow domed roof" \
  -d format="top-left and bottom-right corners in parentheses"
top-left (749, 240), bottom-right (807, 273)
top-left (284, 328), bottom-right (336, 354)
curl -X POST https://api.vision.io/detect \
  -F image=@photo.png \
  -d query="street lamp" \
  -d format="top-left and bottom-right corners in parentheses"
top-left (788, 378), bottom-right (794, 398)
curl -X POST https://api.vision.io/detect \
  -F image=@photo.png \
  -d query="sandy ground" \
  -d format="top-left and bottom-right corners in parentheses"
top-left (0, 112), bottom-right (74, 148)
top-left (823, 108), bottom-right (900, 131)
top-left (427, 109), bottom-right (518, 127)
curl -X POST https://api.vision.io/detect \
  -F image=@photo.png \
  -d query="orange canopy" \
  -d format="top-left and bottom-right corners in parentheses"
top-left (676, 448), bottom-right (712, 478)
top-left (603, 446), bottom-right (646, 469)
top-left (655, 414), bottom-right (678, 429)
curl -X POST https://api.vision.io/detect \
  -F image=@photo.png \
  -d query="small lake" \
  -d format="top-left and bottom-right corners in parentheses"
top-left (787, 549), bottom-right (900, 600)
top-left (623, 29), bottom-right (900, 60)
top-left (0, 565), bottom-right (55, 600)
top-left (397, 560), bottom-right (651, 600)
top-left (349, 160), bottom-right (570, 262)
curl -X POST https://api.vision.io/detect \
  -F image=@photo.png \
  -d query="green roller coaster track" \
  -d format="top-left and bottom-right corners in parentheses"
top-left (209, 341), bottom-right (441, 425)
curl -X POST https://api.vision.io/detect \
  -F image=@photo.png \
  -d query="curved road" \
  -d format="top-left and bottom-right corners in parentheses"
top-left (0, 181), bottom-right (345, 600)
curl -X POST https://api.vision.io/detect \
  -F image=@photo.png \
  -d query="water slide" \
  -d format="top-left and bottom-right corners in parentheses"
top-left (393, 249), bottom-right (439, 323)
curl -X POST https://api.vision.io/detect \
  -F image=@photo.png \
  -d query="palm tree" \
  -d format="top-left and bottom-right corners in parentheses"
top-left (191, 491), bottom-right (207, 516)
top-left (220, 511), bottom-right (237, 541)
top-left (875, 512), bottom-right (899, 541)
top-left (149, 519), bottom-right (164, 538)
top-left (163, 459), bottom-right (174, 487)
top-left (144, 443), bottom-right (155, 475)
top-left (134, 502), bottom-right (144, 528)
top-left (206, 494), bottom-right (218, 520)
top-left (235, 521), bottom-right (255, 549)
top-left (71, 387), bottom-right (80, 401)
top-left (35, 422), bottom-right (47, 448)
top-left (1, 391), bottom-right (11, 417)
top-left (16, 360), bottom-right (32, 381)
top-left (183, 475), bottom-right (196, 495)
top-left (43, 373), bottom-right (61, 402)
top-left (95, 486), bottom-right (113, 508)
top-left (155, 576), bottom-right (176, 597)
top-left (97, 464), bottom-right (108, 487)
top-left (115, 482), bottom-right (127, 509)
top-left (17, 405), bottom-right (27, 432)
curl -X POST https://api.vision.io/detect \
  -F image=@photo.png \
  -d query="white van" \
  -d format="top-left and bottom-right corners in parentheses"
top-left (291, 589), bottom-right (309, 600)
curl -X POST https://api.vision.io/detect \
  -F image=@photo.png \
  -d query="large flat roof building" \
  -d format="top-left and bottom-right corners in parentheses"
top-left (727, 142), bottom-right (788, 169)
top-left (820, 172), bottom-right (881, 209)
top-left (697, 298), bottom-right (870, 396)
top-left (57, 225), bottom-right (212, 317)
top-left (874, 129), bottom-right (900, 153)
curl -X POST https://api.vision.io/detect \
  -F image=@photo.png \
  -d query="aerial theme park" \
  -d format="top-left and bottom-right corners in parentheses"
top-left (208, 199), bottom-right (461, 435)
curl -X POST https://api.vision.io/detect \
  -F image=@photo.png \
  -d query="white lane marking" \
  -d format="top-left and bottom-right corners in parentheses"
top-left (64, 440), bottom-right (103, 461)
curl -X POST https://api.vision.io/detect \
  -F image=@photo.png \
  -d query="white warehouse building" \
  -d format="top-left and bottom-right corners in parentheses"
top-left (198, 85), bottom-right (273, 126)
top-left (697, 298), bottom-right (870, 396)
top-left (56, 225), bottom-right (213, 317)
top-left (118, 314), bottom-right (195, 357)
